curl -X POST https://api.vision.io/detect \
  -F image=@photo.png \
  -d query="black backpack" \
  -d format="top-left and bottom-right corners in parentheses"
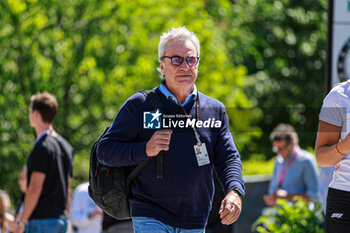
top-left (88, 90), bottom-right (164, 220)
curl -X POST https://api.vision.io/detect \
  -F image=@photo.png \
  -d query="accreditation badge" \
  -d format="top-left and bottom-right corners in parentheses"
top-left (193, 143), bottom-right (210, 166)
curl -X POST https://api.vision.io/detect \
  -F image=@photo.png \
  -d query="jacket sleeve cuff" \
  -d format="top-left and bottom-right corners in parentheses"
top-left (226, 181), bottom-right (245, 198)
top-left (132, 141), bottom-right (149, 163)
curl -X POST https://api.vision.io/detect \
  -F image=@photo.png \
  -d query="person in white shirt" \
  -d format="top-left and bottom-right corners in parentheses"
top-left (70, 182), bottom-right (103, 233)
top-left (316, 81), bottom-right (350, 232)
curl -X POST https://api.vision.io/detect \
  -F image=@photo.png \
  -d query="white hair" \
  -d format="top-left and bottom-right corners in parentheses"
top-left (156, 26), bottom-right (200, 79)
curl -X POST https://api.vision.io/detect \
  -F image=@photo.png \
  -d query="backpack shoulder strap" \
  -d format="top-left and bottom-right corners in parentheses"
top-left (126, 159), bottom-right (151, 186)
top-left (135, 89), bottom-right (165, 180)
top-left (126, 90), bottom-right (165, 185)
top-left (140, 89), bottom-right (164, 112)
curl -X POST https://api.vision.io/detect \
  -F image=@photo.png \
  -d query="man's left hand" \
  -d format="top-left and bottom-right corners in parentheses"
top-left (219, 190), bottom-right (242, 225)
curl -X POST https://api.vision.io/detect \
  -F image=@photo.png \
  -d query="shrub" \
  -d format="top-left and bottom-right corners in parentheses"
top-left (252, 198), bottom-right (324, 233)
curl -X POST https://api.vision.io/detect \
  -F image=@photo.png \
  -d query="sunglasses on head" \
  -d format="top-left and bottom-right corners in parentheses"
top-left (163, 56), bottom-right (199, 67)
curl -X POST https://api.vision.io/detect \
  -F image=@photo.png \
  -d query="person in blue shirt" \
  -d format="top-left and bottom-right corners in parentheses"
top-left (97, 26), bottom-right (245, 233)
top-left (264, 124), bottom-right (319, 206)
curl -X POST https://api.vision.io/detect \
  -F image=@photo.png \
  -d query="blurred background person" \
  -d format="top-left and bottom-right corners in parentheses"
top-left (264, 123), bottom-right (319, 206)
top-left (70, 182), bottom-right (103, 233)
top-left (318, 166), bottom-right (335, 215)
top-left (0, 191), bottom-right (7, 233)
top-left (15, 92), bottom-right (74, 233)
top-left (0, 189), bottom-right (13, 233)
top-left (7, 166), bottom-right (27, 232)
top-left (0, 190), bottom-right (12, 216)
top-left (15, 166), bottom-right (27, 219)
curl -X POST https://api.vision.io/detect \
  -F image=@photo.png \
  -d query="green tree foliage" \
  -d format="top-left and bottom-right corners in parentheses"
top-left (226, 0), bottom-right (328, 158)
top-left (0, 0), bottom-right (329, 205)
top-left (0, 0), bottom-right (250, 202)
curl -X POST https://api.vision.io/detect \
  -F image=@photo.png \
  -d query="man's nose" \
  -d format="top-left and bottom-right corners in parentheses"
top-left (179, 59), bottom-right (190, 70)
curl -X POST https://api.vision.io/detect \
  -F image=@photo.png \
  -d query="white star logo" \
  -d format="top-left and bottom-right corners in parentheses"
top-left (150, 109), bottom-right (161, 122)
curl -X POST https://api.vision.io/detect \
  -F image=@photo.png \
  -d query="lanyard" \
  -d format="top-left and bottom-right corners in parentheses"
top-left (180, 96), bottom-right (201, 145)
top-left (161, 81), bottom-right (201, 145)
top-left (277, 148), bottom-right (300, 188)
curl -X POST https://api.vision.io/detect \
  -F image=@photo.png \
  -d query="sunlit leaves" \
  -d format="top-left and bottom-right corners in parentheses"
top-left (226, 0), bottom-right (327, 158)
top-left (0, 0), bottom-right (251, 201)
top-left (7, 0), bottom-right (26, 14)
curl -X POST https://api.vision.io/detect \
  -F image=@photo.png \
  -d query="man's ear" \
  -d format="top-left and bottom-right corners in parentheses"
top-left (160, 61), bottom-right (167, 78)
top-left (33, 110), bottom-right (42, 121)
top-left (33, 110), bottom-right (39, 117)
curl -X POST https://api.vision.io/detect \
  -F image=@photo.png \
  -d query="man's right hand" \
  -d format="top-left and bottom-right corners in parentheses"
top-left (263, 189), bottom-right (290, 206)
top-left (146, 129), bottom-right (172, 157)
top-left (263, 193), bottom-right (277, 206)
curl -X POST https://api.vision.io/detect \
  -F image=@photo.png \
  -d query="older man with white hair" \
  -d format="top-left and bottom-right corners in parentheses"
top-left (97, 26), bottom-right (244, 233)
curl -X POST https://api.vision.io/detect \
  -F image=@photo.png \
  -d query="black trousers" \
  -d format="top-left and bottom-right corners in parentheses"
top-left (325, 188), bottom-right (350, 233)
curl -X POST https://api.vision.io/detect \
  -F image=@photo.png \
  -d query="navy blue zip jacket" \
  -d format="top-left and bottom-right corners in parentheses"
top-left (97, 87), bottom-right (244, 229)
